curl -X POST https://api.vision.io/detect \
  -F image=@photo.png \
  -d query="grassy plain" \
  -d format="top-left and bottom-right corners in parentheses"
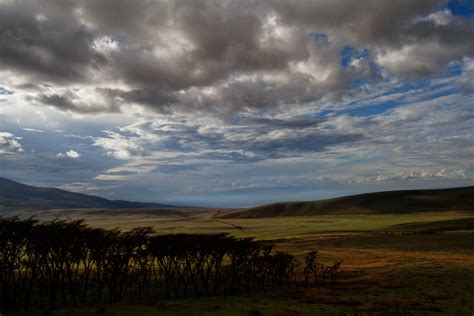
top-left (27, 209), bottom-right (474, 315)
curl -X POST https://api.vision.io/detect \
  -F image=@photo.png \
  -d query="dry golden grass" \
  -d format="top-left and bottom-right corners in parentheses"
top-left (26, 209), bottom-right (474, 315)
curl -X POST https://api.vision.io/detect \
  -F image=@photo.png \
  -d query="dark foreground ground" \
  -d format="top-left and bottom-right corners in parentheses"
top-left (6, 209), bottom-right (474, 315)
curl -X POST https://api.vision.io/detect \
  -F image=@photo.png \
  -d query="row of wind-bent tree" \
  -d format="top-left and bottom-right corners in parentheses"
top-left (0, 217), bottom-right (298, 312)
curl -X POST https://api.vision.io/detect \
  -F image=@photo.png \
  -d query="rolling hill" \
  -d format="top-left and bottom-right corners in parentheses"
top-left (223, 186), bottom-right (474, 218)
top-left (0, 177), bottom-right (176, 211)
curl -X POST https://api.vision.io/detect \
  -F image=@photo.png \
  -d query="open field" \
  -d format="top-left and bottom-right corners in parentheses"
top-left (30, 208), bottom-right (474, 238)
top-left (13, 208), bottom-right (474, 315)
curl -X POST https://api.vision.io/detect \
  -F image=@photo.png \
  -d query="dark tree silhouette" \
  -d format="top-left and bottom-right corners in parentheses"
top-left (0, 217), bottom-right (341, 313)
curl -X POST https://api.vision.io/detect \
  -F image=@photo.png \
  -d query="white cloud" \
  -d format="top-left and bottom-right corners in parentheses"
top-left (59, 182), bottom-right (99, 192)
top-left (375, 43), bottom-right (457, 79)
top-left (57, 149), bottom-right (81, 159)
top-left (0, 132), bottom-right (23, 154)
top-left (457, 57), bottom-right (474, 91)
top-left (59, 181), bottom-right (119, 193)
top-left (426, 9), bottom-right (454, 26)
top-left (94, 174), bottom-right (127, 181)
top-left (94, 130), bottom-right (145, 160)
top-left (348, 168), bottom-right (470, 184)
top-left (22, 127), bottom-right (44, 133)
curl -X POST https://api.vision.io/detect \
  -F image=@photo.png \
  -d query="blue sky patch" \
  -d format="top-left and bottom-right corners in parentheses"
top-left (0, 87), bottom-right (13, 95)
top-left (340, 46), bottom-right (369, 68)
top-left (448, 0), bottom-right (474, 18)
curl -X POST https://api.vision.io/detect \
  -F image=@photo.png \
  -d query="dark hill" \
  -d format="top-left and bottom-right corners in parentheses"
top-left (224, 186), bottom-right (474, 218)
top-left (0, 177), bottom-right (176, 211)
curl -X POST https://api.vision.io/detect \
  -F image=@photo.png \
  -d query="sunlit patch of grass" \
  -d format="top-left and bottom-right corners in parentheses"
top-left (35, 210), bottom-right (474, 239)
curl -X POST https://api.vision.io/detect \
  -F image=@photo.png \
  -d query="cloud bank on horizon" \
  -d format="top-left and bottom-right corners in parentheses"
top-left (0, 0), bottom-right (473, 206)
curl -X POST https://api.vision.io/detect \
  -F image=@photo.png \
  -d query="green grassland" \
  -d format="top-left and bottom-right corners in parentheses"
top-left (24, 208), bottom-right (474, 315)
top-left (37, 209), bottom-right (474, 239)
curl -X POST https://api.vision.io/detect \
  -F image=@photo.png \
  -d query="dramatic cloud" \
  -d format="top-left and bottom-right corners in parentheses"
top-left (0, 0), bottom-right (472, 206)
top-left (0, 0), bottom-right (473, 115)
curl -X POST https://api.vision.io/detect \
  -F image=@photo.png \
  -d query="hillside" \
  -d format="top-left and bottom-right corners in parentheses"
top-left (0, 177), bottom-right (175, 211)
top-left (224, 186), bottom-right (474, 218)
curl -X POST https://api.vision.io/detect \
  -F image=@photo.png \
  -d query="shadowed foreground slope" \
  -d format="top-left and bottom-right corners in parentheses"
top-left (224, 186), bottom-right (474, 218)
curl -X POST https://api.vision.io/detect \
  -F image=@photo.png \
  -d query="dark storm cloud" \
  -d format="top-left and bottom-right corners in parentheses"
top-left (0, 0), bottom-right (473, 114)
top-left (101, 88), bottom-right (178, 112)
top-left (270, 0), bottom-right (442, 44)
top-left (242, 117), bottom-right (319, 129)
top-left (93, 0), bottom-right (297, 98)
top-left (37, 92), bottom-right (120, 114)
top-left (0, 1), bottom-right (105, 83)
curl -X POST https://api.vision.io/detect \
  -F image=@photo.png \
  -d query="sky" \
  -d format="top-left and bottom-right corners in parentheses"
top-left (0, 0), bottom-right (473, 207)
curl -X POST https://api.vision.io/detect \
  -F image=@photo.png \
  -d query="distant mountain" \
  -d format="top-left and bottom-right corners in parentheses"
top-left (0, 177), bottom-right (176, 211)
top-left (223, 186), bottom-right (474, 218)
